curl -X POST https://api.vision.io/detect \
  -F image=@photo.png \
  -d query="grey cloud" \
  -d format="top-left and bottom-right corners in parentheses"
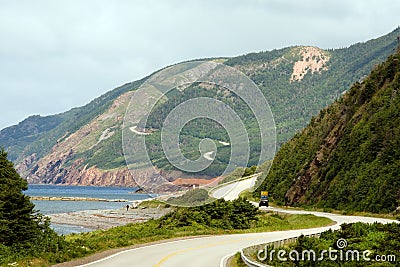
top-left (0, 0), bottom-right (399, 129)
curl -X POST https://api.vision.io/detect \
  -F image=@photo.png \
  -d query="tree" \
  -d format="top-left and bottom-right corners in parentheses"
top-left (0, 147), bottom-right (40, 246)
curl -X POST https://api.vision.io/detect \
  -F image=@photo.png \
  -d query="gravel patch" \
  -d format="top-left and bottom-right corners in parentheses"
top-left (49, 207), bottom-right (172, 230)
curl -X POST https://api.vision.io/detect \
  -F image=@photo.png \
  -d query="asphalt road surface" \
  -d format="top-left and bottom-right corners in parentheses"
top-left (80, 178), bottom-right (397, 267)
top-left (210, 176), bottom-right (256, 201)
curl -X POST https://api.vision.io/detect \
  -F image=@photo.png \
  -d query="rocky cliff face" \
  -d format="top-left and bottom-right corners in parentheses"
top-left (21, 157), bottom-right (138, 187)
top-left (2, 29), bottom-right (398, 188)
top-left (289, 46), bottom-right (330, 82)
top-left (15, 91), bottom-right (138, 187)
top-left (284, 102), bottom-right (349, 204)
top-left (257, 50), bottom-right (400, 212)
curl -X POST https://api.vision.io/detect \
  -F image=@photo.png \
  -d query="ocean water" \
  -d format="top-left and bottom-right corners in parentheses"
top-left (26, 184), bottom-right (154, 234)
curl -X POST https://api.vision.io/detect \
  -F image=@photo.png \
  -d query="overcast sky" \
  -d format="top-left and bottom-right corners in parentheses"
top-left (0, 0), bottom-right (399, 129)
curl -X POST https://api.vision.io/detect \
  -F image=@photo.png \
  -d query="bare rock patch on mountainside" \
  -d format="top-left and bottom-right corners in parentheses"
top-left (290, 46), bottom-right (330, 82)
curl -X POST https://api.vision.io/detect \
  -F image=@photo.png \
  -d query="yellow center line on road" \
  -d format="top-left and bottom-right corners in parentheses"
top-left (152, 239), bottom-right (243, 267)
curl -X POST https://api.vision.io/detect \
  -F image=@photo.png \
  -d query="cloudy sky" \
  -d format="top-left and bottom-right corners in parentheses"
top-left (0, 0), bottom-right (399, 129)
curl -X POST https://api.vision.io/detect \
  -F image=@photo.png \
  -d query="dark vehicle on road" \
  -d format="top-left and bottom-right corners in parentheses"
top-left (259, 191), bottom-right (269, 207)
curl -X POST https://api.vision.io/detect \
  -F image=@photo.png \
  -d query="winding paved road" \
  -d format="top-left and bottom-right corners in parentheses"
top-left (211, 175), bottom-right (256, 201)
top-left (80, 178), bottom-right (397, 267)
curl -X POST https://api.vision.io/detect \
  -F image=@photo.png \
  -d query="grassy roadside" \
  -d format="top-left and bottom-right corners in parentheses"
top-left (239, 190), bottom-right (399, 220)
top-left (7, 199), bottom-right (333, 267)
top-left (274, 204), bottom-right (399, 220)
top-left (239, 189), bottom-right (258, 202)
top-left (59, 213), bottom-right (331, 267)
top-left (227, 252), bottom-right (247, 267)
top-left (248, 222), bottom-right (400, 266)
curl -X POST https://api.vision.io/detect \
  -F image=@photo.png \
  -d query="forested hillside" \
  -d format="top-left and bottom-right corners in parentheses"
top-left (257, 49), bottom-right (400, 213)
top-left (0, 80), bottom-right (144, 162)
top-left (0, 29), bottom-right (398, 186)
top-left (226, 29), bottom-right (398, 144)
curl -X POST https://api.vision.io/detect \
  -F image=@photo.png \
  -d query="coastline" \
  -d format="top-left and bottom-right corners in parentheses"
top-left (48, 207), bottom-right (172, 231)
top-left (26, 184), bottom-right (168, 233)
top-left (31, 196), bottom-right (129, 202)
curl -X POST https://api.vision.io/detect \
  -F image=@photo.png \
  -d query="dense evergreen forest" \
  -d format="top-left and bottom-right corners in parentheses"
top-left (0, 29), bottom-right (398, 181)
top-left (256, 49), bottom-right (400, 213)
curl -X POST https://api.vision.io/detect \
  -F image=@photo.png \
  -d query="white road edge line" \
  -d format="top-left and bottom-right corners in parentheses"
top-left (79, 176), bottom-right (398, 267)
top-left (79, 236), bottom-right (225, 267)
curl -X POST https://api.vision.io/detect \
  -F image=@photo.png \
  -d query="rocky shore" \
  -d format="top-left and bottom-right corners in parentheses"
top-left (49, 207), bottom-right (172, 231)
top-left (31, 196), bottom-right (129, 202)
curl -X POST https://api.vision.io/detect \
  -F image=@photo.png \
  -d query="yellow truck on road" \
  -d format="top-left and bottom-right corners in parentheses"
top-left (259, 191), bottom-right (269, 207)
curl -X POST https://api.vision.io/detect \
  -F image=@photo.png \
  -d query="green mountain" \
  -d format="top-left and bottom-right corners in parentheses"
top-left (0, 29), bottom-right (398, 187)
top-left (0, 80), bottom-right (144, 163)
top-left (257, 48), bottom-right (400, 213)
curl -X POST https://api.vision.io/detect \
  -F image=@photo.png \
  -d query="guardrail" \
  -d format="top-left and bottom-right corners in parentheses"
top-left (240, 233), bottom-right (320, 267)
top-left (240, 250), bottom-right (271, 267)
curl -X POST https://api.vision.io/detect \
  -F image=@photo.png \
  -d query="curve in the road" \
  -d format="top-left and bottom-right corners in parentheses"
top-left (211, 176), bottom-right (256, 201)
top-left (80, 178), bottom-right (397, 267)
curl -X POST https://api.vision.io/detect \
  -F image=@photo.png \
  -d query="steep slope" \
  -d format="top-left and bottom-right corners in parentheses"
top-left (226, 29), bottom-right (399, 144)
top-left (0, 115), bottom-right (63, 161)
top-left (257, 49), bottom-right (400, 213)
top-left (0, 28), bottom-right (399, 187)
top-left (21, 91), bottom-right (137, 186)
top-left (0, 80), bottom-right (144, 163)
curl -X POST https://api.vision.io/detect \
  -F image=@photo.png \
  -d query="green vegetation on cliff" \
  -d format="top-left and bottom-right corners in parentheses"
top-left (0, 148), bottom-right (65, 265)
top-left (258, 222), bottom-right (400, 266)
top-left (0, 80), bottom-right (143, 163)
top-left (0, 29), bottom-right (398, 184)
top-left (0, 198), bottom-right (332, 267)
top-left (257, 50), bottom-right (400, 213)
top-left (226, 29), bottom-right (399, 146)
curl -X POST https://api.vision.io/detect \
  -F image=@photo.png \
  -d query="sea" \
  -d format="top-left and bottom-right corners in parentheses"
top-left (26, 184), bottom-right (153, 235)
